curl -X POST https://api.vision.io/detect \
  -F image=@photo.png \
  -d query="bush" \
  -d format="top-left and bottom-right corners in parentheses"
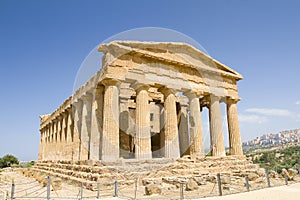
top-left (0, 154), bottom-right (19, 168)
top-left (25, 161), bottom-right (35, 168)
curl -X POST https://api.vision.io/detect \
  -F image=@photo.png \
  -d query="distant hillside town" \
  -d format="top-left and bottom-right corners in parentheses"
top-left (243, 129), bottom-right (300, 148)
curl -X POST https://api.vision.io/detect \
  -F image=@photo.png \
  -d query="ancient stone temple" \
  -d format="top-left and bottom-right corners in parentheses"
top-left (38, 41), bottom-right (243, 163)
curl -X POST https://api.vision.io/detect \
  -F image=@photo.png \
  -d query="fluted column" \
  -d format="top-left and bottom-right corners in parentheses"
top-left (101, 79), bottom-right (120, 162)
top-left (51, 121), bottom-right (57, 160)
top-left (209, 95), bottom-right (226, 157)
top-left (65, 109), bottom-right (74, 160)
top-left (227, 98), bottom-right (243, 155)
top-left (56, 117), bottom-right (62, 160)
top-left (159, 87), bottom-right (180, 159)
top-left (73, 100), bottom-right (83, 160)
top-left (45, 123), bottom-right (51, 160)
top-left (38, 129), bottom-right (44, 161)
top-left (38, 129), bottom-right (43, 160)
top-left (61, 112), bottom-right (67, 159)
top-left (43, 129), bottom-right (47, 160)
top-left (53, 120), bottom-right (57, 143)
top-left (48, 125), bottom-right (51, 160)
top-left (134, 84), bottom-right (152, 160)
top-left (80, 94), bottom-right (93, 160)
top-left (90, 86), bottom-right (104, 160)
top-left (186, 92), bottom-right (204, 158)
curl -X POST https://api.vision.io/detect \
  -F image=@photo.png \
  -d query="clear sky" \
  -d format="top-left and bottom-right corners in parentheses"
top-left (1, 0), bottom-right (300, 161)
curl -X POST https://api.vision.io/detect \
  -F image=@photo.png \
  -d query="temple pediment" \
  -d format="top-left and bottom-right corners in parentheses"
top-left (98, 41), bottom-right (241, 98)
top-left (98, 41), bottom-right (243, 81)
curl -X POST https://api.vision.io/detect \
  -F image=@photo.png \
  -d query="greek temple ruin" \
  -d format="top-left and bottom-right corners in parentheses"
top-left (38, 41), bottom-right (243, 163)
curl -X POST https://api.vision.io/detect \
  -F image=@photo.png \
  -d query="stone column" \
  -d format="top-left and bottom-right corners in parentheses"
top-left (186, 92), bottom-right (204, 158)
top-left (178, 104), bottom-right (190, 156)
top-left (209, 95), bottom-right (226, 157)
top-left (134, 84), bottom-right (152, 160)
top-left (38, 129), bottom-right (44, 161)
top-left (61, 112), bottom-right (67, 159)
top-left (45, 125), bottom-right (50, 160)
top-left (56, 117), bottom-right (62, 160)
top-left (90, 86), bottom-right (104, 160)
top-left (101, 79), bottom-right (120, 162)
top-left (43, 129), bottom-right (46, 160)
top-left (159, 87), bottom-right (180, 159)
top-left (51, 121), bottom-right (57, 160)
top-left (53, 120), bottom-right (57, 143)
top-left (43, 129), bottom-right (47, 159)
top-left (48, 122), bottom-right (53, 143)
top-left (73, 100), bottom-right (83, 160)
top-left (42, 129), bottom-right (46, 160)
top-left (80, 94), bottom-right (93, 160)
top-left (227, 98), bottom-right (243, 155)
top-left (65, 108), bottom-right (74, 160)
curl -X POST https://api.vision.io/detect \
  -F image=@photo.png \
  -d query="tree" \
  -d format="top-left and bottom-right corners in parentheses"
top-left (0, 154), bottom-right (19, 168)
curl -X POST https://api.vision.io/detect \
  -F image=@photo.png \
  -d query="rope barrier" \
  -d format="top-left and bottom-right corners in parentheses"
top-left (14, 184), bottom-right (41, 194)
top-left (15, 186), bottom-right (45, 198)
top-left (14, 180), bottom-right (38, 185)
top-left (34, 188), bottom-right (47, 198)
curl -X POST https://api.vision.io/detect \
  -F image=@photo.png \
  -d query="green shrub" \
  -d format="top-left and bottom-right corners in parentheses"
top-left (25, 161), bottom-right (35, 168)
top-left (0, 154), bottom-right (19, 168)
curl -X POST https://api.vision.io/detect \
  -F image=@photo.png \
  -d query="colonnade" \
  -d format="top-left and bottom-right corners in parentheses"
top-left (38, 78), bottom-right (243, 162)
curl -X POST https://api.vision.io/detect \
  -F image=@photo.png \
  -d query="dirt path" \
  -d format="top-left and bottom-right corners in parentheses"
top-left (204, 182), bottom-right (300, 200)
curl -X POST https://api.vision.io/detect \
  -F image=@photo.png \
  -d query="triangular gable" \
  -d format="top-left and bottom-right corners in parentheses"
top-left (98, 41), bottom-right (243, 81)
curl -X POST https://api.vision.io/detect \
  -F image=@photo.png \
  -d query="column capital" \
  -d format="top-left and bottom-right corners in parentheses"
top-left (131, 82), bottom-right (150, 93)
top-left (101, 78), bottom-right (121, 87)
top-left (61, 110), bottom-right (68, 118)
top-left (210, 94), bottom-right (221, 100)
top-left (72, 98), bottom-right (83, 106)
top-left (56, 115), bottom-right (63, 121)
top-left (184, 91), bottom-right (202, 99)
top-left (158, 86), bottom-right (176, 97)
top-left (226, 97), bottom-right (240, 104)
top-left (81, 92), bottom-right (93, 101)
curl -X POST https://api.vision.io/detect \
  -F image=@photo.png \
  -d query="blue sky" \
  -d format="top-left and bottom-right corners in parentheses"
top-left (0, 0), bottom-right (300, 161)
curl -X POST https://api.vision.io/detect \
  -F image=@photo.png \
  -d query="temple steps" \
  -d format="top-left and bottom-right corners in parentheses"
top-left (31, 156), bottom-right (261, 190)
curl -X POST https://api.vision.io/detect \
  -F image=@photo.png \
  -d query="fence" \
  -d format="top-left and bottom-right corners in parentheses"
top-left (1, 169), bottom-right (300, 200)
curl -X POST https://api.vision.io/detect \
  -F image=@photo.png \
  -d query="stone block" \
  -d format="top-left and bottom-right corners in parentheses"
top-left (186, 178), bottom-right (198, 191)
top-left (145, 184), bottom-right (162, 195)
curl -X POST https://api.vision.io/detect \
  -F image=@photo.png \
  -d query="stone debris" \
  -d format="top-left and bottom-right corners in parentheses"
top-left (186, 178), bottom-right (198, 191)
top-left (246, 172), bottom-right (260, 181)
top-left (145, 184), bottom-right (162, 195)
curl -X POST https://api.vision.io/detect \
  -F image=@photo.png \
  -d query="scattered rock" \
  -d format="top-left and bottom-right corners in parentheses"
top-left (257, 168), bottom-right (266, 177)
top-left (255, 178), bottom-right (265, 183)
top-left (269, 170), bottom-right (278, 178)
top-left (162, 177), bottom-right (186, 186)
top-left (288, 168), bottom-right (298, 177)
top-left (223, 186), bottom-right (232, 190)
top-left (247, 173), bottom-right (259, 181)
top-left (142, 178), bottom-right (160, 185)
top-left (281, 169), bottom-right (293, 180)
top-left (221, 176), bottom-right (231, 184)
top-left (186, 178), bottom-right (198, 191)
top-left (51, 178), bottom-right (62, 191)
top-left (205, 175), bottom-right (217, 183)
top-left (145, 184), bottom-right (162, 195)
top-left (193, 176), bottom-right (206, 185)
